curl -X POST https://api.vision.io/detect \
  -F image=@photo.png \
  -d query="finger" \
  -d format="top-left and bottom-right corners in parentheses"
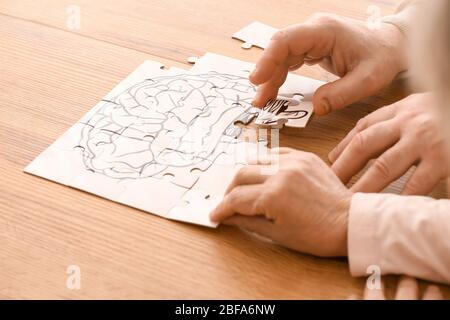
top-left (329, 103), bottom-right (400, 163)
top-left (210, 184), bottom-right (264, 222)
top-left (402, 162), bottom-right (444, 195)
top-left (331, 119), bottom-right (400, 183)
top-left (288, 62), bottom-right (304, 71)
top-left (286, 55), bottom-right (305, 71)
top-left (422, 285), bottom-right (444, 300)
top-left (364, 279), bottom-right (386, 300)
top-left (246, 155), bottom-right (277, 165)
top-left (223, 215), bottom-right (276, 239)
top-left (249, 32), bottom-right (290, 85)
top-left (270, 147), bottom-right (294, 155)
top-left (313, 65), bottom-right (386, 116)
top-left (351, 138), bottom-right (418, 193)
top-left (304, 57), bottom-right (324, 66)
top-left (395, 276), bottom-right (419, 300)
top-left (252, 64), bottom-right (289, 108)
top-left (318, 57), bottom-right (335, 74)
top-left (251, 22), bottom-right (333, 106)
top-left (225, 165), bottom-right (269, 194)
top-left (250, 23), bottom-right (319, 85)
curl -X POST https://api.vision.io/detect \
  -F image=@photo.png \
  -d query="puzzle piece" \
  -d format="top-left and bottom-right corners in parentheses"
top-left (69, 169), bottom-right (128, 201)
top-left (24, 146), bottom-right (83, 185)
top-left (25, 144), bottom-right (129, 201)
top-left (234, 107), bottom-right (260, 125)
top-left (117, 176), bottom-right (187, 218)
top-left (193, 162), bottom-right (242, 197)
top-left (279, 72), bottom-right (325, 100)
top-left (168, 189), bottom-right (222, 227)
top-left (190, 53), bottom-right (254, 79)
top-left (168, 141), bottom-right (274, 228)
top-left (232, 21), bottom-right (278, 49)
top-left (255, 96), bottom-right (314, 129)
top-left (150, 150), bottom-right (212, 189)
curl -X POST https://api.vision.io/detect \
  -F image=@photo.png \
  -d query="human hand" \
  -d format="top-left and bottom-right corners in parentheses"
top-left (210, 148), bottom-right (353, 257)
top-left (250, 13), bottom-right (407, 115)
top-left (363, 276), bottom-right (443, 300)
top-left (329, 93), bottom-right (450, 195)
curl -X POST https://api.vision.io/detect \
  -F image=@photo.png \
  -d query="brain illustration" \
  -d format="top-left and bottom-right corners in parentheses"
top-left (75, 72), bottom-right (256, 179)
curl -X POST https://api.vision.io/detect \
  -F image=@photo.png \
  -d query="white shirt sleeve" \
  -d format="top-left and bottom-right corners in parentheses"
top-left (380, 0), bottom-right (424, 36)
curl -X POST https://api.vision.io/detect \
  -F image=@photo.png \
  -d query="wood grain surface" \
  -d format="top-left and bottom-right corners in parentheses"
top-left (0, 0), bottom-right (448, 299)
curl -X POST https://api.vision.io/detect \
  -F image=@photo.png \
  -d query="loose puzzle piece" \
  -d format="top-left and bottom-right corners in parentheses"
top-left (232, 21), bottom-right (279, 49)
top-left (255, 95), bottom-right (314, 129)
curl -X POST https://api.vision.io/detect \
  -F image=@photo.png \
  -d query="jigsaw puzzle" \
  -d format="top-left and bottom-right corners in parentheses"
top-left (25, 53), bottom-right (325, 227)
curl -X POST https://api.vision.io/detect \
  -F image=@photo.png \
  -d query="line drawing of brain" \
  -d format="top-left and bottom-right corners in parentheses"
top-left (74, 72), bottom-right (256, 180)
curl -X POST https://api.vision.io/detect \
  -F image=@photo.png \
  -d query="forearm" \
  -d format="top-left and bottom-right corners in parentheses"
top-left (348, 193), bottom-right (450, 284)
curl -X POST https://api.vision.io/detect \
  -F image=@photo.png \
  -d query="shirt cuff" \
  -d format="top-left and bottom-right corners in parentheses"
top-left (348, 193), bottom-right (383, 277)
top-left (380, 1), bottom-right (422, 36)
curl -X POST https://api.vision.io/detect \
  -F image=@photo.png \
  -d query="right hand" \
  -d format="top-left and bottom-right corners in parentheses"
top-left (250, 13), bottom-right (407, 115)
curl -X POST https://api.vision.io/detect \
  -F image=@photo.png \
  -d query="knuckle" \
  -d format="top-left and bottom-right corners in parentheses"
top-left (302, 152), bottom-right (320, 166)
top-left (372, 157), bottom-right (391, 180)
top-left (274, 169), bottom-right (295, 185)
top-left (309, 12), bottom-right (338, 25)
top-left (227, 186), bottom-right (246, 205)
top-left (258, 191), bottom-right (272, 209)
top-left (428, 140), bottom-right (447, 158)
top-left (271, 29), bottom-right (288, 41)
top-left (227, 188), bottom-right (240, 204)
top-left (236, 166), bottom-right (248, 179)
top-left (264, 185), bottom-right (282, 201)
top-left (416, 115), bottom-right (435, 131)
top-left (284, 166), bottom-right (305, 183)
top-left (408, 116), bottom-right (434, 140)
top-left (349, 132), bottom-right (366, 153)
top-left (355, 117), bottom-right (368, 132)
top-left (361, 72), bottom-right (379, 90)
top-left (403, 180), bottom-right (422, 195)
top-left (318, 91), bottom-right (345, 111)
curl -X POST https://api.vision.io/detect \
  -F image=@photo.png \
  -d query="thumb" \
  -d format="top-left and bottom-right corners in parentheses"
top-left (313, 66), bottom-right (383, 115)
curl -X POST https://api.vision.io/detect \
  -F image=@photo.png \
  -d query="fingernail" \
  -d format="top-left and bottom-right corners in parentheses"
top-left (317, 99), bottom-right (331, 115)
top-left (249, 66), bottom-right (258, 81)
top-left (328, 149), bottom-right (337, 163)
top-left (251, 99), bottom-right (259, 108)
top-left (252, 93), bottom-right (263, 108)
top-left (209, 209), bottom-right (219, 222)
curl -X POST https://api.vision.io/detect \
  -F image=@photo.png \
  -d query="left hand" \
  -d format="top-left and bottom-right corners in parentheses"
top-left (362, 276), bottom-right (443, 300)
top-left (329, 93), bottom-right (450, 195)
top-left (210, 148), bottom-right (353, 257)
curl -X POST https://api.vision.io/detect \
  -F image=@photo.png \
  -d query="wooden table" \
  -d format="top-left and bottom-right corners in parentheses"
top-left (1, 0), bottom-right (449, 299)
